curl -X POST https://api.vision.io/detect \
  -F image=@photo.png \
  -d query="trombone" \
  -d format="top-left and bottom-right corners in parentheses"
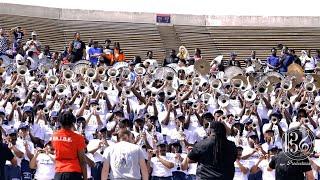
top-left (211, 79), bottom-right (222, 90)
top-left (201, 93), bottom-right (212, 105)
top-left (232, 79), bottom-right (243, 89)
top-left (97, 66), bottom-right (106, 76)
top-left (192, 77), bottom-right (201, 87)
top-left (121, 68), bottom-right (130, 80)
top-left (218, 94), bottom-right (230, 107)
top-left (86, 68), bottom-right (96, 79)
top-left (171, 100), bottom-right (179, 108)
top-left (48, 76), bottom-right (59, 87)
top-left (280, 79), bottom-right (292, 91)
top-left (78, 80), bottom-right (88, 93)
top-left (134, 67), bottom-right (146, 76)
top-left (243, 90), bottom-right (256, 102)
top-left (304, 82), bottom-right (316, 93)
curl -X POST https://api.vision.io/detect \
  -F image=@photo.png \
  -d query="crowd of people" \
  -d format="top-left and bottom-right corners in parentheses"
top-left (1, 26), bottom-right (320, 180)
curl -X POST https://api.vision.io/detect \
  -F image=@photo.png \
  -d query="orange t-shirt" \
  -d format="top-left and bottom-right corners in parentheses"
top-left (52, 129), bottom-right (85, 173)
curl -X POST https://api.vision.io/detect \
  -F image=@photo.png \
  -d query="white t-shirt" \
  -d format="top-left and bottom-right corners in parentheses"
top-left (150, 153), bottom-right (175, 177)
top-left (302, 56), bottom-right (316, 70)
top-left (234, 160), bottom-right (253, 180)
top-left (34, 153), bottom-right (55, 180)
top-left (258, 159), bottom-right (276, 180)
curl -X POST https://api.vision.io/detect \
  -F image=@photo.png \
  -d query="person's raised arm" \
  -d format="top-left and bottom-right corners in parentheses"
top-left (139, 157), bottom-right (149, 180)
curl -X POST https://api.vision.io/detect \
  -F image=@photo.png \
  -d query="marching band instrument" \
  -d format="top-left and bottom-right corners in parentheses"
top-left (97, 66), bottom-right (106, 76)
top-left (234, 114), bottom-right (240, 121)
top-left (100, 81), bottom-right (111, 92)
top-left (43, 107), bottom-right (50, 114)
top-left (280, 78), bottom-right (292, 91)
top-left (316, 101), bottom-right (320, 112)
top-left (218, 94), bottom-right (230, 107)
top-left (271, 117), bottom-right (278, 124)
top-left (63, 70), bottom-right (75, 81)
top-left (17, 100), bottom-right (23, 107)
top-left (192, 77), bottom-right (201, 86)
top-left (210, 55), bottom-right (223, 66)
top-left (86, 68), bottom-right (96, 79)
top-left (134, 67), bottom-right (146, 76)
top-left (40, 64), bottom-right (50, 74)
top-left (243, 90), bottom-right (256, 102)
top-left (211, 79), bottom-right (222, 89)
top-left (171, 100), bottom-right (179, 107)
top-left (279, 97), bottom-right (291, 109)
top-left (200, 93), bottom-right (212, 105)
top-left (78, 80), bottom-right (88, 93)
top-left (48, 76), bottom-right (59, 86)
top-left (224, 66), bottom-right (243, 79)
top-left (304, 82), bottom-right (316, 92)
top-left (17, 65), bottom-right (28, 76)
top-left (0, 67), bottom-right (5, 76)
top-left (194, 60), bottom-right (210, 76)
top-left (121, 68), bottom-right (130, 79)
top-left (231, 79), bottom-right (243, 89)
top-left (55, 84), bottom-right (67, 96)
top-left (164, 87), bottom-right (176, 98)
top-left (107, 68), bottom-right (119, 77)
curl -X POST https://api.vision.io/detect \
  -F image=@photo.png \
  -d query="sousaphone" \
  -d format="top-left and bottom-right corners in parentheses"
top-left (287, 63), bottom-right (304, 86)
top-left (224, 66), bottom-right (243, 79)
top-left (194, 60), bottom-right (210, 76)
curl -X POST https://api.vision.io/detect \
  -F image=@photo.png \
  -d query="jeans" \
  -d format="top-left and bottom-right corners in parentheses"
top-left (172, 171), bottom-right (188, 180)
top-left (21, 159), bottom-right (32, 180)
top-left (4, 165), bottom-right (21, 180)
top-left (91, 161), bottom-right (103, 180)
top-left (248, 170), bottom-right (262, 180)
top-left (151, 176), bottom-right (173, 180)
top-left (187, 175), bottom-right (196, 180)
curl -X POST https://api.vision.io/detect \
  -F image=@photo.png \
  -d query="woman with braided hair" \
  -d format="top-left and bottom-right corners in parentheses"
top-left (181, 121), bottom-right (237, 180)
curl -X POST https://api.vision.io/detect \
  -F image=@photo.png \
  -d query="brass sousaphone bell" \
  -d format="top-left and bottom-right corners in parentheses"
top-left (194, 59), bottom-right (210, 76)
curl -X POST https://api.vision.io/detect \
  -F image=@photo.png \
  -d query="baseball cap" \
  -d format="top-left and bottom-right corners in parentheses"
top-left (31, 31), bottom-right (37, 36)
top-left (7, 128), bottom-right (17, 136)
top-left (18, 123), bottom-right (29, 130)
top-left (23, 106), bottom-right (33, 113)
top-left (51, 111), bottom-right (59, 118)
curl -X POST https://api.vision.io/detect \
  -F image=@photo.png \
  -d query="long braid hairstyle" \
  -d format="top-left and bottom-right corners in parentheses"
top-left (209, 121), bottom-right (227, 164)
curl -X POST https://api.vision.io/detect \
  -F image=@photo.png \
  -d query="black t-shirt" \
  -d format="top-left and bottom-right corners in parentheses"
top-left (269, 151), bottom-right (312, 180)
top-left (0, 142), bottom-right (14, 179)
top-left (13, 31), bottom-right (24, 40)
top-left (188, 137), bottom-right (237, 180)
top-left (70, 40), bottom-right (85, 62)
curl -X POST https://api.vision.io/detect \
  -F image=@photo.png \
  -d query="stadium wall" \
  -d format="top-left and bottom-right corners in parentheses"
top-left (1, 3), bottom-right (320, 27)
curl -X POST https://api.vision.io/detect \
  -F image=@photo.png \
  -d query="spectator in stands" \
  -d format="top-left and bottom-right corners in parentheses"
top-left (38, 45), bottom-right (52, 61)
top-left (177, 46), bottom-right (189, 60)
top-left (279, 48), bottom-right (294, 74)
top-left (228, 52), bottom-right (241, 67)
top-left (106, 42), bottom-right (125, 65)
top-left (163, 49), bottom-right (178, 66)
top-left (104, 39), bottom-right (113, 54)
top-left (145, 50), bottom-right (158, 67)
top-left (188, 48), bottom-right (202, 65)
top-left (88, 41), bottom-right (102, 66)
top-left (289, 49), bottom-right (301, 66)
top-left (101, 129), bottom-right (149, 180)
top-left (314, 49), bottom-right (320, 62)
top-left (301, 49), bottom-right (316, 73)
top-left (24, 31), bottom-right (41, 57)
top-left (266, 48), bottom-right (280, 72)
top-left (245, 50), bottom-right (261, 73)
top-left (0, 28), bottom-right (9, 56)
top-left (10, 26), bottom-right (25, 42)
top-left (85, 39), bottom-right (93, 60)
top-left (68, 32), bottom-right (86, 63)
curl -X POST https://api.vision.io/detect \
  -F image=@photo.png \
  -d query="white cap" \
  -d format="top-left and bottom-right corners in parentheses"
top-left (31, 31), bottom-right (37, 36)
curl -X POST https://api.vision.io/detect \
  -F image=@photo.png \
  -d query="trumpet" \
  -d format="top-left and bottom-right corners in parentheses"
top-left (192, 102), bottom-right (198, 109)
top-left (147, 66), bottom-right (156, 75)
top-left (48, 76), bottom-right (59, 86)
top-left (13, 87), bottom-right (20, 94)
top-left (211, 79), bottom-right (222, 89)
top-left (100, 81), bottom-right (111, 92)
top-left (121, 68), bottom-right (130, 79)
top-left (243, 90), bottom-right (256, 102)
top-left (201, 93), bottom-right (212, 105)
top-left (63, 70), bottom-right (75, 81)
top-left (252, 123), bottom-right (257, 129)
top-left (306, 103), bottom-right (313, 111)
top-left (134, 67), bottom-right (146, 76)
top-left (55, 84), bottom-right (67, 95)
top-left (232, 79), bottom-right (243, 89)
top-left (305, 75), bottom-right (314, 83)
top-left (234, 114), bottom-right (240, 121)
top-left (88, 89), bottom-right (94, 96)
top-left (107, 68), bottom-right (119, 77)
top-left (279, 98), bottom-right (290, 109)
top-left (221, 77), bottom-right (230, 84)
top-left (17, 65), bottom-right (28, 76)
top-left (304, 82), bottom-right (315, 92)
top-left (271, 117), bottom-right (278, 124)
top-left (166, 72), bottom-right (175, 81)
top-left (221, 115), bottom-right (228, 121)
top-left (164, 87), bottom-right (176, 98)
top-left (280, 79), bottom-right (292, 91)
top-left (78, 80), bottom-right (88, 93)
top-left (97, 66), bottom-right (106, 76)
top-left (171, 100), bottom-right (179, 107)
top-left (123, 87), bottom-right (132, 97)
top-left (303, 118), bottom-right (309, 124)
top-left (40, 64), bottom-right (50, 74)
top-left (254, 99), bottom-right (260, 106)
top-left (43, 107), bottom-right (50, 114)
top-left (257, 84), bottom-right (267, 94)
top-left (86, 68), bottom-right (96, 79)
top-left (218, 94), bottom-right (230, 107)
top-left (17, 100), bottom-right (23, 107)
top-left (192, 77), bottom-right (201, 86)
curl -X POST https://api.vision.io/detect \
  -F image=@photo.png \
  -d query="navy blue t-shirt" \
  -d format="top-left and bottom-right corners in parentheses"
top-left (0, 142), bottom-right (14, 180)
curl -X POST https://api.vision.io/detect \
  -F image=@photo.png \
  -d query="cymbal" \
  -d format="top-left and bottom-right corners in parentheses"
top-left (194, 60), bottom-right (210, 76)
